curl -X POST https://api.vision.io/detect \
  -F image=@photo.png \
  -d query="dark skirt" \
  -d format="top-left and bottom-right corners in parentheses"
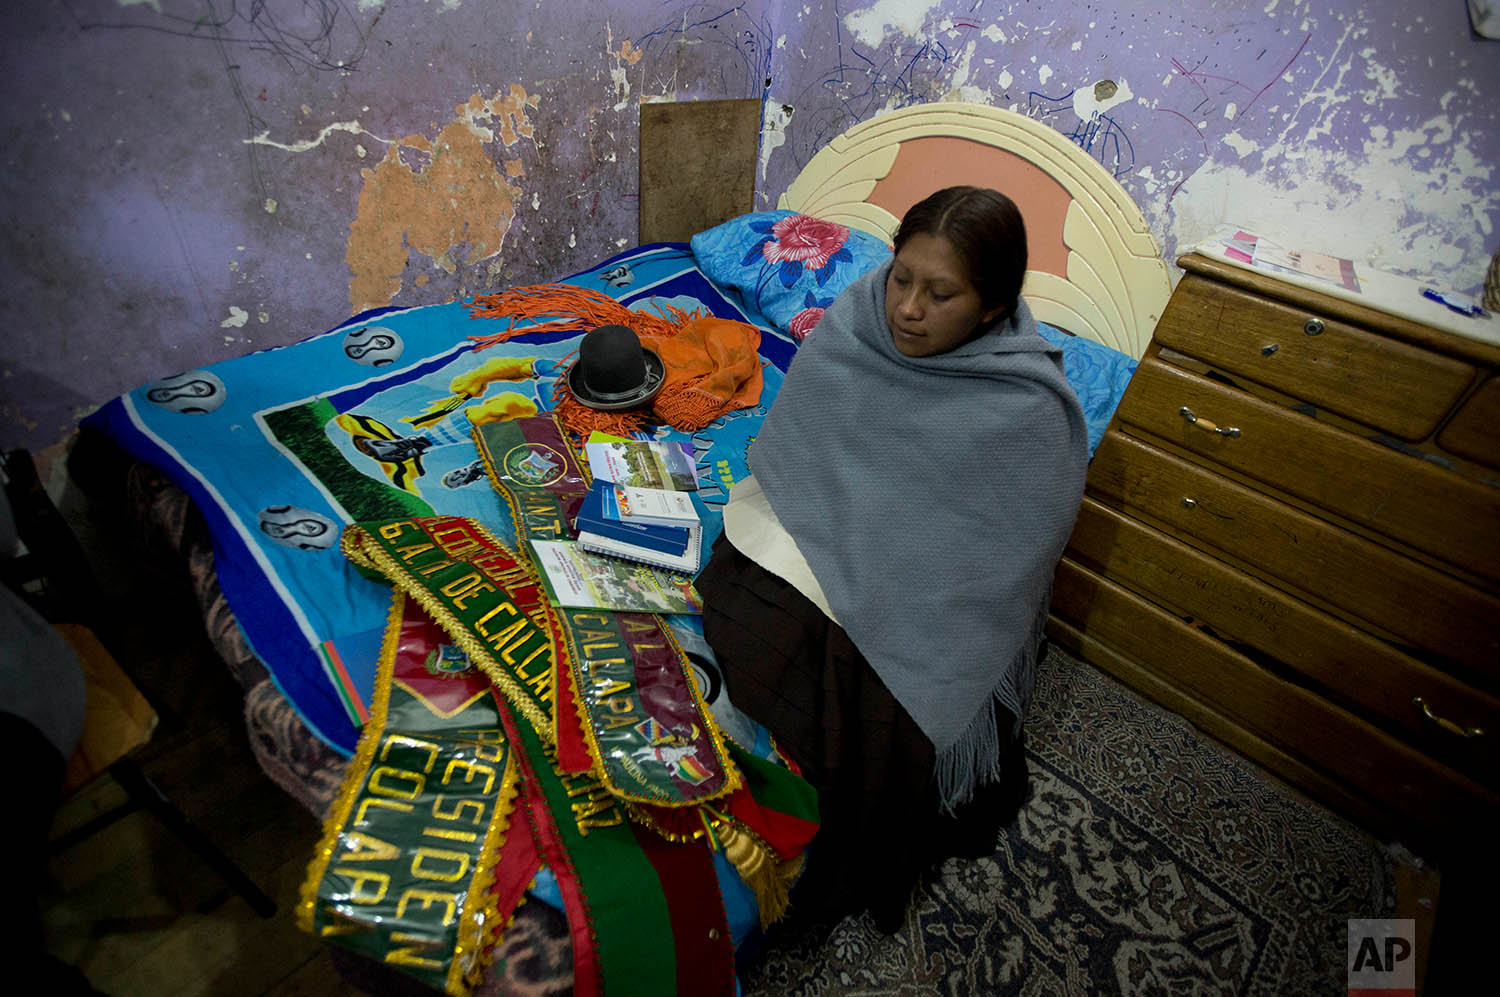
top-left (697, 534), bottom-right (1028, 931)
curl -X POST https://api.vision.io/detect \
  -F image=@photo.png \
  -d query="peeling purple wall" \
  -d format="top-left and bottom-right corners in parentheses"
top-left (2, 0), bottom-right (1495, 458)
top-left (762, 0), bottom-right (1499, 297)
top-left (0, 0), bottom-right (775, 456)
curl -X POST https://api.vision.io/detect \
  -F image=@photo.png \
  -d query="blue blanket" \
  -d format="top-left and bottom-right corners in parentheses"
top-left (86, 244), bottom-right (798, 755)
top-left (84, 238), bottom-right (1136, 759)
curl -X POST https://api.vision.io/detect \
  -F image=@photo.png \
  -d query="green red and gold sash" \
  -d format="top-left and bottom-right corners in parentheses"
top-left (302, 413), bottom-right (821, 995)
top-left (343, 512), bottom-right (740, 809)
top-left (498, 682), bottom-right (734, 995)
top-left (473, 415), bottom-right (818, 918)
top-left (302, 549), bottom-right (737, 995)
top-left (473, 415), bottom-right (741, 809)
top-left (343, 516), bottom-right (561, 742)
top-left (298, 592), bottom-right (525, 995)
top-left (473, 408), bottom-right (588, 544)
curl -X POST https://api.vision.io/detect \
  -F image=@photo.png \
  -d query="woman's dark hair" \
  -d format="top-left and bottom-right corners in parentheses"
top-left (892, 186), bottom-right (1027, 319)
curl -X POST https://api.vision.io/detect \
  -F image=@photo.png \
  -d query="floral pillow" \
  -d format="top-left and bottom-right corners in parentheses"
top-left (691, 211), bottom-right (892, 341)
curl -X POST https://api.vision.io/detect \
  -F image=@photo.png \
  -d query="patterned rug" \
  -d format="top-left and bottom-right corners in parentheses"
top-left (739, 645), bottom-right (1395, 996)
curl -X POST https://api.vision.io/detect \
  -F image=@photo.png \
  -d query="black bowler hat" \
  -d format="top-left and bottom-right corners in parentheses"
top-left (567, 324), bottom-right (665, 411)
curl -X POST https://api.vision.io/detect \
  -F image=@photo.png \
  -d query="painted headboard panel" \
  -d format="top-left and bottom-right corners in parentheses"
top-left (778, 102), bottom-right (1171, 360)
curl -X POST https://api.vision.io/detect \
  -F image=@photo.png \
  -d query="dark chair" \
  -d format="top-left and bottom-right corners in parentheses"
top-left (1, 447), bottom-right (276, 918)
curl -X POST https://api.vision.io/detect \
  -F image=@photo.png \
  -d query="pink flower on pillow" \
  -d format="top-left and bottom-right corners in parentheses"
top-left (787, 306), bottom-right (825, 342)
top-left (761, 215), bottom-right (850, 272)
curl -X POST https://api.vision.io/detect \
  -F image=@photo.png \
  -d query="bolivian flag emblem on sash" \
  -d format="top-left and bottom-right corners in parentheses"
top-left (673, 752), bottom-right (716, 786)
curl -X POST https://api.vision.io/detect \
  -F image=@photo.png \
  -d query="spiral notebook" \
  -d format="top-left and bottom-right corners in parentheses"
top-left (576, 518), bottom-right (703, 573)
top-left (529, 540), bottom-right (702, 614)
top-left (574, 480), bottom-right (693, 556)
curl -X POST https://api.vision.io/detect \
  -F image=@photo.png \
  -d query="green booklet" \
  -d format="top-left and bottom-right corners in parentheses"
top-left (529, 539), bottom-right (703, 615)
top-left (584, 433), bottom-right (699, 491)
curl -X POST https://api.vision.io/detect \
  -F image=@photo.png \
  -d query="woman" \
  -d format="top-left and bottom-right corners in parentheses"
top-left (696, 186), bottom-right (1088, 932)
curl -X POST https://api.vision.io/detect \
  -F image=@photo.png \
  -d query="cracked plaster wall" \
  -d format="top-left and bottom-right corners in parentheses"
top-left (0, 0), bottom-right (777, 456)
top-left (763, 0), bottom-right (1498, 300)
top-left (1, 0), bottom-right (1494, 458)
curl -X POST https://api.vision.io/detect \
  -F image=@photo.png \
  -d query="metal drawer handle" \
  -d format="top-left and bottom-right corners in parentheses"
top-left (1303, 318), bottom-right (1324, 336)
top-left (1413, 697), bottom-right (1486, 739)
top-left (1179, 406), bottom-right (1241, 437)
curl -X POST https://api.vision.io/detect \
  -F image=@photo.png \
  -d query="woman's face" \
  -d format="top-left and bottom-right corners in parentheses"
top-left (884, 232), bottom-right (1004, 358)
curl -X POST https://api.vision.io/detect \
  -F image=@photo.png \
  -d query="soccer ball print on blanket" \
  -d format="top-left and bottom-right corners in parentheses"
top-left (85, 244), bottom-right (792, 753)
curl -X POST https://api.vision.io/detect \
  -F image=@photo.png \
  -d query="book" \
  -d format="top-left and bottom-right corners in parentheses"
top-left (574, 480), bottom-right (693, 556)
top-left (1209, 229), bottom-right (1360, 294)
top-left (611, 484), bottom-right (700, 529)
top-left (576, 518), bottom-right (703, 574)
top-left (584, 436), bottom-right (698, 491)
top-left (529, 540), bottom-right (703, 614)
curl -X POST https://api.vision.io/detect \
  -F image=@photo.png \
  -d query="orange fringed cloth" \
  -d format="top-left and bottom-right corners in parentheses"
top-left (464, 285), bottom-right (763, 437)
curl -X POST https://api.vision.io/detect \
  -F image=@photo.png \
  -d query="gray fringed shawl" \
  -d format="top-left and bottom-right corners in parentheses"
top-left (750, 260), bottom-right (1088, 808)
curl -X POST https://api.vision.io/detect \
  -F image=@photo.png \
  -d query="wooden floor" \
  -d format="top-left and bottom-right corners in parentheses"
top-left (38, 482), bottom-right (365, 996)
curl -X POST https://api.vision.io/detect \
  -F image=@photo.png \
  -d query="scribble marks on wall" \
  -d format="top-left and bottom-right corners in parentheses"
top-left (72, 0), bottom-right (378, 201)
top-left (346, 87), bottom-right (538, 314)
top-left (77, 0), bottom-right (372, 71)
top-left (633, 3), bottom-right (775, 98)
top-left (1028, 84), bottom-right (1136, 179)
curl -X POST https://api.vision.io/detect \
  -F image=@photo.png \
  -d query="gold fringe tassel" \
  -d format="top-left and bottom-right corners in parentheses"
top-left (714, 822), bottom-right (806, 929)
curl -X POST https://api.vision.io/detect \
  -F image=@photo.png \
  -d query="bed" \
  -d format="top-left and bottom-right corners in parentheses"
top-left (78, 101), bottom-right (1171, 995)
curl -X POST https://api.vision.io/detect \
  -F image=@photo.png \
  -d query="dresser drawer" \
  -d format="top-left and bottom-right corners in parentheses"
top-left (1154, 276), bottom-right (1474, 440)
top-left (1050, 558), bottom-right (1500, 827)
top-left (1116, 358), bottom-right (1500, 584)
top-left (1087, 430), bottom-right (1500, 677)
top-left (1065, 497), bottom-right (1500, 782)
top-left (1437, 377), bottom-right (1500, 469)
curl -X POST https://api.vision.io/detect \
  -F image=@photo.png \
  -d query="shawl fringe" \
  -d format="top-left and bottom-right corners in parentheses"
top-left (934, 587), bottom-right (1049, 811)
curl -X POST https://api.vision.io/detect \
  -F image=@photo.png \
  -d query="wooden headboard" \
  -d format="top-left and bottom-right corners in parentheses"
top-left (779, 103), bottom-right (1171, 360)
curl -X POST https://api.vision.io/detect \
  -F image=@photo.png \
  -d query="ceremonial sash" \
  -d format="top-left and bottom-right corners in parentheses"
top-left (298, 592), bottom-right (525, 996)
top-left (335, 516), bottom-right (738, 994)
top-left (343, 516), bottom-right (561, 742)
top-left (305, 413), bottom-right (822, 993)
top-left (472, 406), bottom-right (588, 544)
top-left (474, 415), bottom-right (741, 809)
top-left (472, 415), bottom-right (820, 921)
top-left (498, 688), bottom-right (734, 996)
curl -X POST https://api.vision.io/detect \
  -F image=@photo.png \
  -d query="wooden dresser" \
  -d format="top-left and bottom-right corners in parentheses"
top-left (1048, 252), bottom-right (1500, 853)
